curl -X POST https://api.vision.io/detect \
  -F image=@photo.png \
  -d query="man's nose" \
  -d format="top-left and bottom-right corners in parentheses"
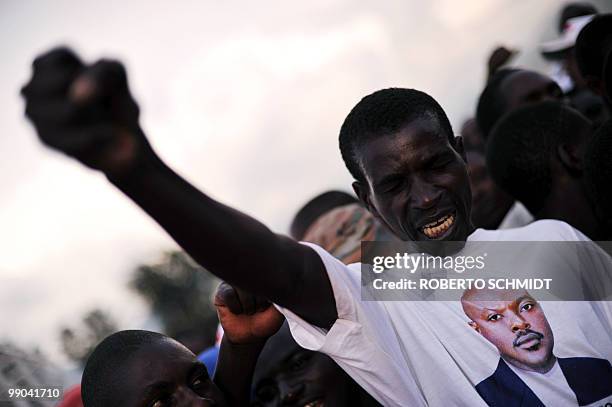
top-left (410, 177), bottom-right (442, 210)
top-left (278, 381), bottom-right (305, 405)
top-left (511, 316), bottom-right (531, 333)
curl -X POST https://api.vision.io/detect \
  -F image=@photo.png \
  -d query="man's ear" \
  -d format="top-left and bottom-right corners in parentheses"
top-left (353, 181), bottom-right (380, 218)
top-left (454, 135), bottom-right (467, 163)
top-left (468, 321), bottom-right (481, 333)
top-left (557, 142), bottom-right (584, 174)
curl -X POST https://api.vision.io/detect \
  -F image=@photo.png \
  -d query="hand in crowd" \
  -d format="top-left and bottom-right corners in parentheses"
top-left (487, 46), bottom-right (518, 77)
top-left (214, 282), bottom-right (285, 345)
top-left (21, 47), bottom-right (146, 175)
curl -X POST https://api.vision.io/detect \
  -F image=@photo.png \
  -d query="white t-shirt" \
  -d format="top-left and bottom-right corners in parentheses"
top-left (275, 220), bottom-right (612, 407)
top-left (507, 360), bottom-right (578, 406)
top-left (498, 201), bottom-right (533, 229)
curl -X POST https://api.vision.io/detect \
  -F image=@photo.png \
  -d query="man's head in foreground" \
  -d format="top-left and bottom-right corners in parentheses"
top-left (252, 324), bottom-right (377, 407)
top-left (82, 330), bottom-right (226, 407)
top-left (340, 88), bottom-right (473, 242)
top-left (461, 289), bottom-right (555, 373)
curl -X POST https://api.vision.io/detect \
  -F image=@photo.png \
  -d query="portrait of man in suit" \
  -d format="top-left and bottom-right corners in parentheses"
top-left (461, 288), bottom-right (612, 406)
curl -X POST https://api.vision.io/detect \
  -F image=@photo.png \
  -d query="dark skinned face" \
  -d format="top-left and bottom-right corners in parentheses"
top-left (502, 70), bottom-right (563, 111)
top-left (252, 328), bottom-right (353, 407)
top-left (353, 117), bottom-right (473, 242)
top-left (115, 338), bottom-right (226, 407)
top-left (466, 151), bottom-right (514, 230)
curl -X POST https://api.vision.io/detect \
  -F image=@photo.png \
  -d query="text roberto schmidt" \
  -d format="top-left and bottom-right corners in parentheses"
top-left (372, 278), bottom-right (553, 291)
top-left (369, 253), bottom-right (552, 292)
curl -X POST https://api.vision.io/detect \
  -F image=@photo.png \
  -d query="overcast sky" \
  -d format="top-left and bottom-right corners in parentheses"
top-left (2, 0), bottom-right (610, 370)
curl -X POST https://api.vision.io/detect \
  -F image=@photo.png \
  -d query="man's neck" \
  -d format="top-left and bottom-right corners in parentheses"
top-left (504, 355), bottom-right (557, 374)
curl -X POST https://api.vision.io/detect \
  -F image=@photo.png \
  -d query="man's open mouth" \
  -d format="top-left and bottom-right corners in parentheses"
top-left (419, 212), bottom-right (455, 239)
top-left (303, 399), bottom-right (324, 407)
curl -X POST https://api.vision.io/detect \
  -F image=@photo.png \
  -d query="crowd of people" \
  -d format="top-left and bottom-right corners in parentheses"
top-left (20, 3), bottom-right (612, 407)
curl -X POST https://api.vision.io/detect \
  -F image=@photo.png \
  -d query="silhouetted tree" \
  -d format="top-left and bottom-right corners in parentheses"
top-left (130, 251), bottom-right (219, 353)
top-left (59, 309), bottom-right (117, 366)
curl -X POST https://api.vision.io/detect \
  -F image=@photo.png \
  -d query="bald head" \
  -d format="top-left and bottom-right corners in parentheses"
top-left (82, 330), bottom-right (225, 407)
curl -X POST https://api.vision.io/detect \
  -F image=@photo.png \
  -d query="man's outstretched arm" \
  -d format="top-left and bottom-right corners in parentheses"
top-left (21, 47), bottom-right (337, 329)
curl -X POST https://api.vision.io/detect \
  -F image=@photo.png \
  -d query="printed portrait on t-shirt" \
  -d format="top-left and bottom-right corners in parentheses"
top-left (461, 288), bottom-right (612, 406)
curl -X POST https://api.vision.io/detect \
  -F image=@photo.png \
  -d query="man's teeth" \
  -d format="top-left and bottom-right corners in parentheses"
top-left (303, 401), bottom-right (323, 407)
top-left (422, 214), bottom-right (454, 238)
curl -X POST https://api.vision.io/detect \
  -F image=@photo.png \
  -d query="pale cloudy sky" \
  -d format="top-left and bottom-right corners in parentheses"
top-left (1, 0), bottom-right (610, 370)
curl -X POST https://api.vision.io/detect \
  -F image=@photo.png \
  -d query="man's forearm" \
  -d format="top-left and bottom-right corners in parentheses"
top-left (214, 336), bottom-right (266, 406)
top-left (107, 148), bottom-right (337, 328)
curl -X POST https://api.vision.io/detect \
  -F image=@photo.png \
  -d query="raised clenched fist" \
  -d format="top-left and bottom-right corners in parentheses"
top-left (214, 282), bottom-right (285, 345)
top-left (21, 47), bottom-right (149, 174)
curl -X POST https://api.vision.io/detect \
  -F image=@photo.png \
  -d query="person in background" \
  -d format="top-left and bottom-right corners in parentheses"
top-left (473, 68), bottom-right (564, 229)
top-left (81, 330), bottom-right (229, 406)
top-left (541, 2), bottom-right (598, 92)
top-left (302, 202), bottom-right (395, 265)
top-left (460, 118), bottom-right (485, 152)
top-left (476, 68), bottom-right (564, 141)
top-left (486, 101), bottom-right (602, 240)
top-left (251, 323), bottom-right (380, 407)
top-left (462, 47), bottom-right (529, 230)
top-left (583, 119), bottom-right (612, 237)
top-left (460, 45), bottom-right (518, 153)
top-left (539, 4), bottom-right (609, 126)
top-left (290, 191), bottom-right (358, 241)
top-left (575, 13), bottom-right (612, 109)
top-left (465, 150), bottom-right (518, 231)
top-left (197, 324), bottom-right (224, 376)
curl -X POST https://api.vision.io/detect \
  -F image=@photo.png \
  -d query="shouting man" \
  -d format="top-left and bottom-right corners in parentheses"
top-left (21, 48), bottom-right (612, 406)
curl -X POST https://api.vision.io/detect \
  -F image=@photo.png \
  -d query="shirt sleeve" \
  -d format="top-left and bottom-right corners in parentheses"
top-left (274, 242), bottom-right (427, 407)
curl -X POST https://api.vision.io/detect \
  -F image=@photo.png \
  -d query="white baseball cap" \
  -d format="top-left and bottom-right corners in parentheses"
top-left (540, 14), bottom-right (596, 56)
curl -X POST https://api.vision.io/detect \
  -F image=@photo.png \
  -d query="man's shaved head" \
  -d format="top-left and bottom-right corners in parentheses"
top-left (82, 330), bottom-right (225, 407)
